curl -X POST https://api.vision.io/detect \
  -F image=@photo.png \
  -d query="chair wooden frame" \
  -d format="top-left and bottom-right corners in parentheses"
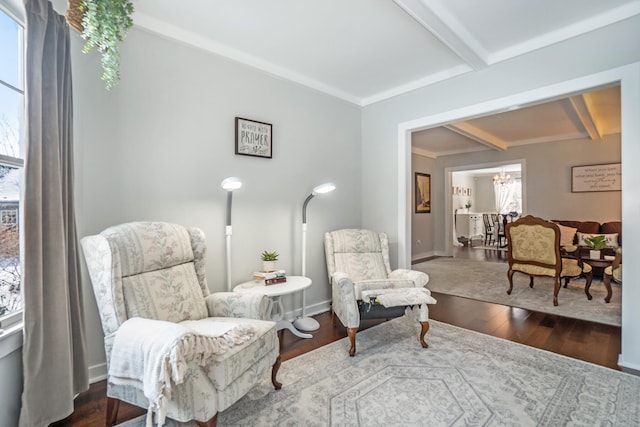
top-left (505, 215), bottom-right (592, 306)
top-left (603, 248), bottom-right (621, 302)
top-left (482, 213), bottom-right (495, 246)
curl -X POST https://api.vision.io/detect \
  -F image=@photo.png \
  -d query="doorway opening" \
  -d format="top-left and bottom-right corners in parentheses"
top-left (451, 163), bottom-right (523, 248)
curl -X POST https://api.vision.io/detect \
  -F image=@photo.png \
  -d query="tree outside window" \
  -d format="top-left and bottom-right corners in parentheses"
top-left (0, 6), bottom-right (24, 319)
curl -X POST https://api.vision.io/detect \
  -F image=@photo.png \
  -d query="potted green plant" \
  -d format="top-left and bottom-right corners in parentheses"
top-left (67, 0), bottom-right (134, 90)
top-left (261, 250), bottom-right (279, 272)
top-left (584, 235), bottom-right (607, 259)
top-left (464, 201), bottom-right (472, 212)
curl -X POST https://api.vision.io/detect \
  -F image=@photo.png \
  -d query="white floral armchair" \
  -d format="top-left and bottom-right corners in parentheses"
top-left (324, 229), bottom-right (436, 357)
top-left (81, 222), bottom-right (281, 427)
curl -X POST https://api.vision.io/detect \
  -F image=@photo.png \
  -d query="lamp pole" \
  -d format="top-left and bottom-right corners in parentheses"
top-left (294, 182), bottom-right (335, 332)
top-left (221, 177), bottom-right (242, 292)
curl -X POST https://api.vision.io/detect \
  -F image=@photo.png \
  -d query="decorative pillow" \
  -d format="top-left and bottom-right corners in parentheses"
top-left (576, 232), bottom-right (620, 248)
top-left (554, 223), bottom-right (578, 246)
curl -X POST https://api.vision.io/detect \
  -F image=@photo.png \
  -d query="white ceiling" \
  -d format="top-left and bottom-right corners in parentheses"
top-left (133, 0), bottom-right (640, 106)
top-left (412, 85), bottom-right (621, 158)
top-left (131, 0), bottom-right (634, 155)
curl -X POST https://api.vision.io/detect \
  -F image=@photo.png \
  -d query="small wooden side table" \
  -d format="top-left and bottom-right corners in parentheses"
top-left (579, 248), bottom-right (614, 303)
top-left (233, 276), bottom-right (313, 339)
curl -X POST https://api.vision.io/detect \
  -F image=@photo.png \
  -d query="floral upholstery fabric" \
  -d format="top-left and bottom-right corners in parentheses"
top-left (80, 221), bottom-right (279, 424)
top-left (604, 265), bottom-right (622, 282)
top-left (509, 224), bottom-right (558, 266)
top-left (512, 258), bottom-right (590, 277)
top-left (352, 278), bottom-right (418, 300)
top-left (122, 263), bottom-right (208, 322)
top-left (206, 292), bottom-right (270, 321)
top-left (324, 229), bottom-right (433, 330)
top-left (324, 229), bottom-right (392, 280)
top-left (102, 222), bottom-right (195, 277)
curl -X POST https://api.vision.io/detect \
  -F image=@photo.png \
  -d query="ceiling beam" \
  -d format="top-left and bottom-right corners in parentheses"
top-left (568, 95), bottom-right (602, 140)
top-left (445, 122), bottom-right (508, 151)
top-left (393, 0), bottom-right (488, 70)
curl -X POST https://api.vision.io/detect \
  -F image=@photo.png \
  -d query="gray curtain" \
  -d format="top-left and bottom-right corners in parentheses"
top-left (19, 0), bottom-right (88, 425)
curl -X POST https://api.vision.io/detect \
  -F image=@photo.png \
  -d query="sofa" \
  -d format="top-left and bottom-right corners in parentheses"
top-left (553, 220), bottom-right (622, 247)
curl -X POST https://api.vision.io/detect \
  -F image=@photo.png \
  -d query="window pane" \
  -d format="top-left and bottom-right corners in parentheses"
top-left (0, 8), bottom-right (21, 89)
top-left (0, 164), bottom-right (21, 317)
top-left (0, 84), bottom-right (22, 158)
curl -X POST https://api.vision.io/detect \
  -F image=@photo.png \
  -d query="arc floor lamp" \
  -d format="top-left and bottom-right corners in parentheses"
top-left (294, 182), bottom-right (336, 332)
top-left (221, 177), bottom-right (242, 291)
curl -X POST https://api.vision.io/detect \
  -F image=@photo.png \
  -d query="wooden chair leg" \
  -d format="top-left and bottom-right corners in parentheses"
top-left (553, 277), bottom-right (561, 306)
top-left (347, 327), bottom-right (358, 357)
top-left (105, 397), bottom-right (120, 427)
top-left (271, 355), bottom-right (282, 390)
top-left (419, 321), bottom-right (429, 348)
top-left (603, 274), bottom-right (613, 303)
top-left (506, 269), bottom-right (514, 295)
top-left (196, 413), bottom-right (218, 427)
top-left (583, 272), bottom-right (594, 300)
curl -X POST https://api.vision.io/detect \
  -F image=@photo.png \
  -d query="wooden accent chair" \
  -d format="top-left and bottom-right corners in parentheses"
top-left (81, 222), bottom-right (281, 427)
top-left (505, 215), bottom-right (593, 306)
top-left (603, 247), bottom-right (622, 302)
top-left (493, 213), bottom-right (507, 247)
top-left (324, 229), bottom-right (436, 356)
top-left (482, 214), bottom-right (495, 246)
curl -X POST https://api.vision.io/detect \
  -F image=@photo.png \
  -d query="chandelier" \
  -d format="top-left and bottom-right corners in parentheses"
top-left (493, 170), bottom-right (512, 185)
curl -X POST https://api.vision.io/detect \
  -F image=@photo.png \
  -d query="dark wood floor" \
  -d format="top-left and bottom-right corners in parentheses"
top-left (51, 246), bottom-right (621, 426)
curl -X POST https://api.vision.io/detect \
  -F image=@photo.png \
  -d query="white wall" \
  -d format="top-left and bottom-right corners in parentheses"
top-left (439, 134), bottom-right (621, 235)
top-left (70, 27), bottom-right (362, 378)
top-left (0, 346), bottom-right (22, 427)
top-left (361, 18), bottom-right (640, 369)
top-left (451, 172), bottom-right (475, 213)
top-left (411, 153), bottom-right (434, 260)
top-left (474, 175), bottom-right (496, 213)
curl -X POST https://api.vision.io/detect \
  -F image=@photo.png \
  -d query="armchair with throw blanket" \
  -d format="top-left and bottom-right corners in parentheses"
top-left (324, 229), bottom-right (436, 357)
top-left (81, 222), bottom-right (281, 427)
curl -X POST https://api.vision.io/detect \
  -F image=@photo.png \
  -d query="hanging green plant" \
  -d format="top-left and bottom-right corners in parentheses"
top-left (68, 0), bottom-right (134, 90)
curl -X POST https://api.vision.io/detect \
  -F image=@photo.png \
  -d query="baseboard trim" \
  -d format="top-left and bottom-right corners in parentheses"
top-left (618, 354), bottom-right (640, 376)
top-left (89, 362), bottom-right (107, 384)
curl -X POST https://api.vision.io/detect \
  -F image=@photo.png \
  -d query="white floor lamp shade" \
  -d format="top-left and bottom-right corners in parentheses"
top-left (294, 182), bottom-right (336, 332)
top-left (221, 177), bottom-right (242, 292)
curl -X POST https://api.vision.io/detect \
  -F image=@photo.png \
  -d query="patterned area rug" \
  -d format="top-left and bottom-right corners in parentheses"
top-left (120, 317), bottom-right (639, 426)
top-left (413, 257), bottom-right (621, 326)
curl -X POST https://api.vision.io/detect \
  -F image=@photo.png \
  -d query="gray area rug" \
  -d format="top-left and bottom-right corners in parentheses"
top-left (413, 257), bottom-right (621, 327)
top-left (120, 317), bottom-right (638, 426)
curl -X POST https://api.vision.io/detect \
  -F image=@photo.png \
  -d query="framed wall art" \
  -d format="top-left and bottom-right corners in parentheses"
top-left (235, 117), bottom-right (272, 158)
top-left (571, 163), bottom-right (621, 192)
top-left (415, 172), bottom-right (431, 213)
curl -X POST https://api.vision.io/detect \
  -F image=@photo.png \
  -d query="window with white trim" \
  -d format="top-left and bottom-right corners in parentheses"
top-left (0, 5), bottom-right (24, 323)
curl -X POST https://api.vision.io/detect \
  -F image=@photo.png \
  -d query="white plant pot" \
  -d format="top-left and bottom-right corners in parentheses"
top-left (262, 261), bottom-right (277, 272)
top-left (589, 250), bottom-right (601, 260)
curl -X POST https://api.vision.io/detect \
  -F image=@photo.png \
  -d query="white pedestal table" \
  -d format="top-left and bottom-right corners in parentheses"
top-left (233, 276), bottom-right (313, 339)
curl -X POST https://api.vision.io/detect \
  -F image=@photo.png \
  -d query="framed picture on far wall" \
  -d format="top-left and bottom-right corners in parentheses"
top-left (415, 172), bottom-right (431, 213)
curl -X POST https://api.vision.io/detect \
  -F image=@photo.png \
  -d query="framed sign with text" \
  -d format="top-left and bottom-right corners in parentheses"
top-left (235, 117), bottom-right (272, 158)
top-left (571, 163), bottom-right (621, 192)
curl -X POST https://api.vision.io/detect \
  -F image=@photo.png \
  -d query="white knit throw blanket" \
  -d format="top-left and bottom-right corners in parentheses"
top-left (109, 317), bottom-right (256, 427)
top-left (361, 287), bottom-right (437, 307)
